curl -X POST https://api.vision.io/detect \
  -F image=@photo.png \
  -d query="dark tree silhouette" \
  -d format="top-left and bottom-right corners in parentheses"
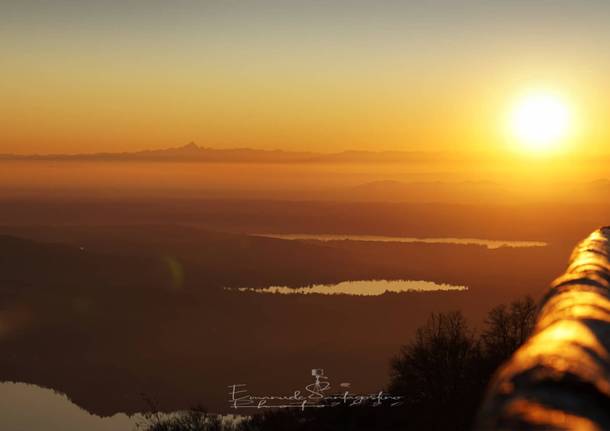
top-left (388, 311), bottom-right (483, 430)
top-left (137, 398), bottom-right (231, 431)
top-left (386, 297), bottom-right (536, 430)
top-left (480, 295), bottom-right (536, 366)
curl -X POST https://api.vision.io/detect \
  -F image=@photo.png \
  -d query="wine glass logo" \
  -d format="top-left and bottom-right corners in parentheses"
top-left (307, 369), bottom-right (330, 399)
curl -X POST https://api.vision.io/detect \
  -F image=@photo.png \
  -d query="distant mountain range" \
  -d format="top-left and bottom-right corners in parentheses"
top-left (0, 143), bottom-right (453, 164)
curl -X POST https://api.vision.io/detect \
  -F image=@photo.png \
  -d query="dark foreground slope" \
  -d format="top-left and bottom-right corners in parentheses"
top-left (0, 226), bottom-right (567, 415)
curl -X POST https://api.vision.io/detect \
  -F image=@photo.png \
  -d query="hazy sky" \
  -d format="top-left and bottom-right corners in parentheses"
top-left (2, 1), bottom-right (610, 154)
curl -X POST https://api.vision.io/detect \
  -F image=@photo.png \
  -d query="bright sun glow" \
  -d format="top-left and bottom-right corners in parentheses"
top-left (509, 90), bottom-right (572, 152)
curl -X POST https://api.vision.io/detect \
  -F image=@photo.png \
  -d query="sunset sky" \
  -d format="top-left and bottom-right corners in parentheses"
top-left (3, 0), bottom-right (610, 155)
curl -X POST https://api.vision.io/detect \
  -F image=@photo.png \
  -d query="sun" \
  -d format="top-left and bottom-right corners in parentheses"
top-left (509, 90), bottom-right (572, 153)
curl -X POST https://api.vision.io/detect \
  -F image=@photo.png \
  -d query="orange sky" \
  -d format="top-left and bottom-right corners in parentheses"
top-left (2, 1), bottom-right (610, 155)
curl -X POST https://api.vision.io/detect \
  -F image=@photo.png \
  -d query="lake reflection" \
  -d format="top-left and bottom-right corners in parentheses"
top-left (0, 382), bottom-right (139, 431)
top-left (229, 279), bottom-right (468, 296)
top-left (255, 234), bottom-right (547, 249)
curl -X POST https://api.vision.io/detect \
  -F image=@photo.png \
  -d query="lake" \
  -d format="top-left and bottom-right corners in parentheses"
top-left (0, 382), bottom-right (139, 431)
top-left (254, 233), bottom-right (547, 249)
top-left (0, 382), bottom-right (244, 431)
top-left (227, 279), bottom-right (468, 296)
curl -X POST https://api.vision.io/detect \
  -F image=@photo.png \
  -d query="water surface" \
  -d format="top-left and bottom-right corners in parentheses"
top-left (0, 382), bottom-right (139, 431)
top-left (229, 279), bottom-right (468, 296)
top-left (255, 233), bottom-right (547, 249)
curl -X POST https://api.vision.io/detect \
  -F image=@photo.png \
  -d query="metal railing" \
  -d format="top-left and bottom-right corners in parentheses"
top-left (476, 227), bottom-right (610, 430)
